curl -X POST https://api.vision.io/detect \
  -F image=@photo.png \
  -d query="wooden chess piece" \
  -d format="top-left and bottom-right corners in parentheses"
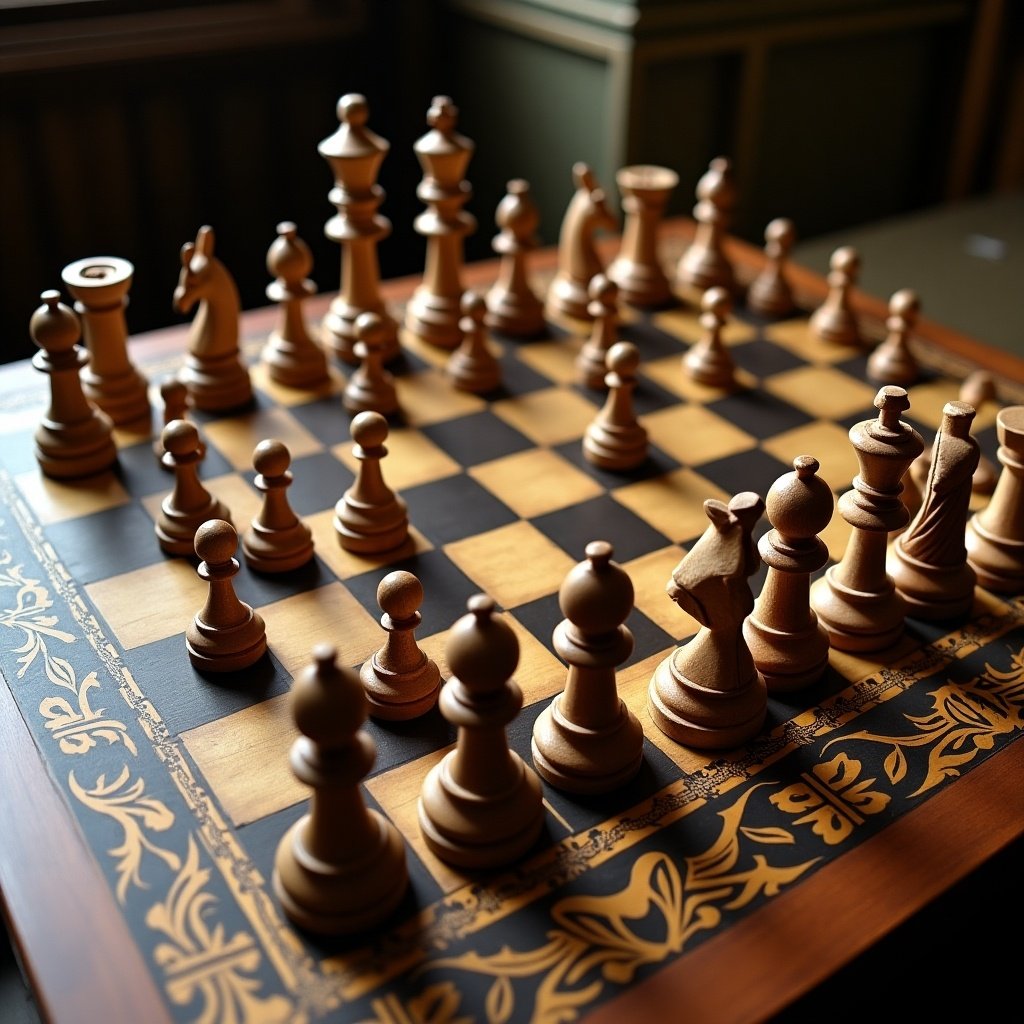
top-left (675, 156), bottom-right (737, 296)
top-left (333, 411), bottom-right (409, 554)
top-left (343, 311), bottom-right (399, 416)
top-left (174, 225), bottom-right (254, 412)
top-left (683, 285), bottom-right (737, 388)
top-left (575, 274), bottom-right (620, 390)
top-left (153, 376), bottom-right (205, 467)
top-left (531, 540), bottom-right (644, 793)
top-left (743, 456), bottom-right (834, 691)
top-left (889, 401), bottom-right (980, 620)
top-left (547, 162), bottom-right (617, 322)
top-left (746, 218), bottom-right (797, 319)
top-left (810, 386), bottom-right (925, 651)
top-left (418, 595), bottom-right (545, 869)
top-left (155, 419), bottom-right (231, 556)
top-left (360, 570), bottom-right (441, 720)
top-left (583, 341), bottom-right (649, 471)
top-left (274, 643), bottom-right (409, 935)
top-left (960, 370), bottom-right (999, 495)
top-left (242, 439), bottom-right (315, 573)
top-left (965, 405), bottom-right (1024, 594)
top-left (607, 164), bottom-right (678, 309)
top-left (404, 95), bottom-right (476, 350)
top-left (61, 256), bottom-right (150, 426)
top-left (867, 288), bottom-right (921, 386)
top-left (318, 93), bottom-right (400, 365)
top-left (648, 492), bottom-right (767, 749)
top-left (447, 290), bottom-right (502, 394)
top-left (261, 222), bottom-right (329, 388)
top-left (186, 519), bottom-right (267, 672)
top-left (485, 178), bottom-right (546, 338)
top-left (809, 246), bottom-right (862, 347)
top-left (29, 290), bottom-right (118, 480)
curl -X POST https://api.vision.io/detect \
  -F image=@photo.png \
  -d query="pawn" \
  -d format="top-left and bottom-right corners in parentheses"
top-left (447, 290), bottom-right (502, 394)
top-left (531, 541), bottom-right (644, 793)
top-left (242, 439), bottom-right (315, 573)
top-left (960, 370), bottom-right (999, 495)
top-left (343, 311), bottom-right (398, 416)
top-left (418, 595), bottom-right (545, 869)
top-left (582, 341), bottom-right (648, 472)
top-left (867, 288), bottom-right (921, 386)
top-left (273, 643), bottom-right (409, 935)
top-left (261, 222), bottom-right (330, 389)
top-left (810, 246), bottom-right (862, 346)
top-left (575, 274), bottom-right (620, 390)
top-left (30, 290), bottom-right (118, 480)
top-left (334, 411), bottom-right (409, 554)
top-left (155, 419), bottom-right (230, 556)
top-left (743, 456), bottom-right (835, 691)
top-left (360, 570), bottom-right (441, 720)
top-left (186, 519), bottom-right (267, 672)
top-left (676, 156), bottom-right (737, 295)
top-left (683, 286), bottom-right (736, 388)
top-left (153, 376), bottom-right (204, 467)
top-left (746, 217), bottom-right (796, 319)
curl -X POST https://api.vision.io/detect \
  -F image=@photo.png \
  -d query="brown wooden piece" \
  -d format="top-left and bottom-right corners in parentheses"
top-left (343, 311), bottom-right (399, 416)
top-left (185, 519), bottom-right (267, 672)
top-left (153, 376), bottom-right (205, 467)
top-left (418, 595), bottom-right (545, 869)
top-left (683, 285), bottom-right (737, 388)
top-left (746, 217), bottom-right (797, 319)
top-left (810, 386), bottom-right (925, 651)
top-left (360, 570), bottom-right (441, 720)
top-left (447, 290), bottom-right (502, 394)
top-left (743, 456), bottom-right (834, 691)
top-left (648, 492), bottom-right (767, 749)
top-left (809, 245), bottom-right (862, 347)
top-left (318, 94), bottom-right (400, 365)
top-left (960, 370), bottom-right (1000, 494)
top-left (29, 290), bottom-right (117, 480)
top-left (575, 273), bottom-right (620, 390)
top-left (61, 256), bottom-right (150, 426)
top-left (531, 540), bottom-right (644, 793)
top-left (273, 643), bottom-right (409, 935)
top-left (676, 156), bottom-right (737, 295)
top-left (582, 341), bottom-right (648, 471)
top-left (867, 288), bottom-right (922, 386)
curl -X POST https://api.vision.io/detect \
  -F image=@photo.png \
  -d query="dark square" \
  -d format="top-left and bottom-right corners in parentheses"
top-left (706, 388), bottom-right (814, 442)
top-left (494, 350), bottom-right (559, 396)
top-left (403, 473), bottom-right (519, 546)
top-left (287, 394), bottom-right (353, 447)
top-left (115, 439), bottom-right (180, 497)
top-left (575, 374), bottom-right (681, 418)
top-left (245, 449), bottom-right (353, 518)
top-left (420, 410), bottom-right (534, 468)
top-left (731, 337), bottom-right (808, 380)
top-left (234, 553), bottom-right (337, 609)
top-left (974, 423), bottom-right (999, 467)
top-left (621, 317), bottom-right (689, 359)
top-left (530, 494), bottom-right (672, 564)
top-left (3, 429), bottom-right (44, 475)
top-left (555, 438), bottom-right (680, 488)
top-left (690, 448), bottom-right (793, 515)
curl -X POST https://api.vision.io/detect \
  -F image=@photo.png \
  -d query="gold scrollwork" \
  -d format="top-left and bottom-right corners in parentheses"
top-left (40, 670), bottom-right (136, 755)
top-left (0, 553), bottom-right (76, 680)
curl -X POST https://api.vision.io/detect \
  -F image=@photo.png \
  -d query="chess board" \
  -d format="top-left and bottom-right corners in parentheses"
top-left (3, 226), bottom-right (1024, 1024)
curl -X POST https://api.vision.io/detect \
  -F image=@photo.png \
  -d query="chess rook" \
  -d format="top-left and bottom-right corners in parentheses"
top-left (746, 218), bottom-right (796, 319)
top-left (676, 156), bottom-right (737, 296)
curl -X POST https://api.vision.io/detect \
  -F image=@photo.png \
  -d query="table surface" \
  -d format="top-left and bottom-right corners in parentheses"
top-left (2, 220), bottom-right (1024, 1024)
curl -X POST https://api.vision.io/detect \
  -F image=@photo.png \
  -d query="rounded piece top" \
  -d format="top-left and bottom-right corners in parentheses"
top-left (253, 438), bottom-right (290, 477)
top-left (161, 418), bottom-right (201, 457)
top-left (30, 291), bottom-right (80, 353)
top-left (194, 519), bottom-right (237, 564)
top-left (766, 456), bottom-right (834, 539)
top-left (377, 570), bottom-right (424, 619)
top-left (559, 540), bottom-right (633, 633)
top-left (351, 410), bottom-right (389, 448)
top-left (607, 340), bottom-right (640, 376)
top-left (291, 642), bottom-right (367, 744)
top-left (447, 594), bottom-right (519, 690)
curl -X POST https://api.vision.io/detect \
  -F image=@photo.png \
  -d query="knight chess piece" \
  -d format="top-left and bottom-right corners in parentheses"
top-left (675, 156), bottom-right (737, 297)
top-left (746, 218), bottom-right (797, 319)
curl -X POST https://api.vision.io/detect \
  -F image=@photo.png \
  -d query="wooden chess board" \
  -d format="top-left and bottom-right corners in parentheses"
top-left (2, 223), bottom-right (1024, 1024)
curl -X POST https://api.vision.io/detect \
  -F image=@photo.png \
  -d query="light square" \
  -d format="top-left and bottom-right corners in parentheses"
top-left (14, 469), bottom-right (130, 525)
top-left (760, 419), bottom-right (860, 494)
top-left (306, 509), bottom-right (432, 580)
top-left (491, 387), bottom-right (598, 446)
top-left (623, 545), bottom-right (697, 638)
top-left (642, 353), bottom-right (757, 401)
top-left (514, 337), bottom-right (583, 385)
top-left (652, 307), bottom-right (753, 346)
top-left (332, 427), bottom-right (461, 492)
top-left (249, 361), bottom-right (343, 407)
top-left (394, 367), bottom-right (486, 427)
top-left (612, 468), bottom-right (731, 543)
top-left (905, 377), bottom-right (999, 433)
top-left (764, 365), bottom-right (877, 421)
top-left (468, 448), bottom-right (603, 519)
top-left (644, 404), bottom-right (757, 466)
top-left (201, 406), bottom-right (324, 470)
top-left (766, 318), bottom-right (851, 363)
top-left (140, 472), bottom-right (261, 538)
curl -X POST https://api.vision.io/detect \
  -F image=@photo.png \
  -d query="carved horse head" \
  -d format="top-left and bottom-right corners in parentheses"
top-left (173, 225), bottom-right (240, 356)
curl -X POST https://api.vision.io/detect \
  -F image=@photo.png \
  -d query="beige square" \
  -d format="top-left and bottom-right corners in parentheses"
top-left (642, 353), bottom-right (758, 401)
top-left (652, 307), bottom-right (753, 346)
top-left (14, 469), bottom-right (130, 526)
top-left (766, 318), bottom-right (851, 364)
top-left (399, 330), bottom-right (454, 371)
top-left (201, 406), bottom-right (324, 471)
top-left (332, 427), bottom-right (461, 492)
top-left (394, 367), bottom-right (485, 427)
top-left (644, 404), bottom-right (756, 466)
top-left (445, 520), bottom-right (575, 608)
top-left (468, 449), bottom-right (603, 519)
top-left (491, 387), bottom-right (599, 446)
top-left (506, 612), bottom-right (570, 706)
top-left (764, 365), bottom-right (878, 421)
top-left (623, 545), bottom-right (698, 638)
top-left (905, 377), bottom-right (999, 433)
top-left (760, 420), bottom-right (860, 494)
top-left (306, 508), bottom-right (433, 580)
top-left (514, 337), bottom-right (584, 385)
top-left (249, 361), bottom-right (343, 407)
top-left (612, 468), bottom-right (731, 543)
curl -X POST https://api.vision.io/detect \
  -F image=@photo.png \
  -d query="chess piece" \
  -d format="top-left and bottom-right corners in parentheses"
top-left (334, 411), bottom-right (409, 554)
top-left (746, 218), bottom-right (797, 319)
top-left (547, 162), bottom-right (617, 322)
top-left (960, 371), bottom-right (1000, 495)
top-left (810, 386), bottom-right (925, 651)
top-left (648, 492), bottom-right (767, 749)
top-left (343, 312), bottom-right (399, 416)
top-left (318, 94), bottom-right (400, 365)
top-left (260, 222), bottom-right (329, 388)
top-left (274, 643), bottom-right (409, 935)
top-left (418, 595), bottom-right (545, 868)
top-left (607, 164), bottom-right (678, 309)
top-left (485, 179), bottom-right (546, 338)
top-left (153, 376), bottom-right (205, 467)
top-left (809, 246), bottom-right (862, 347)
top-left (889, 401), bottom-right (980, 620)
top-left (582, 341), bottom-right (648, 471)
top-left (405, 96), bottom-right (476, 350)
top-left (575, 274), bottom-right (620, 390)
top-left (186, 519), bottom-right (267, 672)
top-left (867, 288), bottom-right (921, 386)
top-left (155, 419), bottom-right (231, 556)
top-left (174, 225), bottom-right (254, 411)
top-left (29, 290), bottom-right (118, 480)
top-left (965, 405), bottom-right (1024, 594)
top-left (675, 156), bottom-right (737, 296)
top-left (682, 286), bottom-right (736, 388)
top-left (531, 541), bottom-right (644, 793)
top-left (242, 439), bottom-right (315, 573)
top-left (61, 256), bottom-right (150, 426)
top-left (743, 457), bottom-right (834, 691)
top-left (447, 290), bottom-right (502, 394)
top-left (360, 570), bottom-right (441, 720)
